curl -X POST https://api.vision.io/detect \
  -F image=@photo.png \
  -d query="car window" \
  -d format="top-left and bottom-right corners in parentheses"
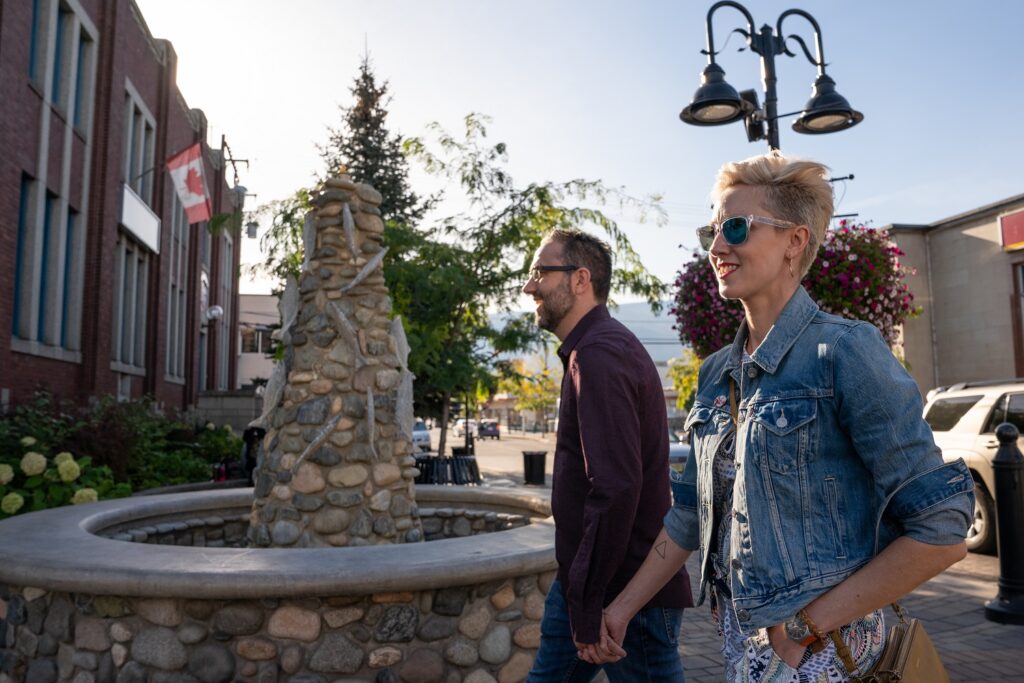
top-left (925, 394), bottom-right (983, 432)
top-left (983, 393), bottom-right (1024, 434)
top-left (414, 421), bottom-right (427, 431)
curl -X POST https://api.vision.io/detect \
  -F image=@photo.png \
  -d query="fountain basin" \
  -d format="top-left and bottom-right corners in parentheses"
top-left (0, 486), bottom-right (555, 683)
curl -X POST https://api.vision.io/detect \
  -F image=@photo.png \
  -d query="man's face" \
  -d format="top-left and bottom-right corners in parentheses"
top-left (523, 241), bottom-right (576, 333)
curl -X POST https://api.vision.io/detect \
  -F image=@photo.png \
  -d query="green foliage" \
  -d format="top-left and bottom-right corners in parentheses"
top-left (0, 391), bottom-right (243, 496)
top-left (398, 115), bottom-right (668, 441)
top-left (498, 358), bottom-right (562, 416)
top-left (247, 188), bottom-right (313, 294)
top-left (667, 349), bottom-right (702, 412)
top-left (244, 60), bottom-right (668, 457)
top-left (0, 442), bottom-right (130, 520)
top-left (320, 55), bottom-right (428, 225)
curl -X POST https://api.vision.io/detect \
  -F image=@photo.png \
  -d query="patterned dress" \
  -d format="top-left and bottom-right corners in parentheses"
top-left (710, 360), bottom-right (886, 682)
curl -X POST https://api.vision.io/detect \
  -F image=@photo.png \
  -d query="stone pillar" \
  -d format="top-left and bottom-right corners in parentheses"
top-left (249, 176), bottom-right (422, 548)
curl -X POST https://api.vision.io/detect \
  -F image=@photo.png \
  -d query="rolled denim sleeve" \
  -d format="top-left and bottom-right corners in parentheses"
top-left (664, 443), bottom-right (700, 551)
top-left (834, 323), bottom-right (974, 546)
top-left (883, 459), bottom-right (974, 547)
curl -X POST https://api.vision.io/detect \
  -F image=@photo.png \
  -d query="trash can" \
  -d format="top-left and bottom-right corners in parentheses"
top-left (522, 450), bottom-right (548, 486)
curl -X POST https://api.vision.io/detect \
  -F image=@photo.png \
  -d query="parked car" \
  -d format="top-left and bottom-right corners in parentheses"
top-left (668, 429), bottom-right (690, 471)
top-left (453, 419), bottom-right (477, 438)
top-left (923, 378), bottom-right (1024, 553)
top-left (412, 420), bottom-right (432, 453)
top-left (478, 420), bottom-right (501, 440)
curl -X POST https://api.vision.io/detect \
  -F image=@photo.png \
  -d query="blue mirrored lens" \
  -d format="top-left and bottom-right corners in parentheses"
top-left (721, 217), bottom-right (749, 245)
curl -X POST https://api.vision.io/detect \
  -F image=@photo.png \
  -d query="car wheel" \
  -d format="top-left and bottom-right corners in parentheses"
top-left (966, 487), bottom-right (996, 554)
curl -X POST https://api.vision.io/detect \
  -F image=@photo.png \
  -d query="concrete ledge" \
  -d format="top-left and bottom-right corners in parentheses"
top-left (0, 486), bottom-right (555, 599)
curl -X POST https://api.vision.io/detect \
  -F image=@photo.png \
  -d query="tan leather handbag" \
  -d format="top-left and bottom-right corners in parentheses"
top-left (837, 604), bottom-right (949, 683)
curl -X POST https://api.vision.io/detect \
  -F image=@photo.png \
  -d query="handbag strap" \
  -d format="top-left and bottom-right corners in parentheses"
top-left (729, 378), bottom-right (738, 425)
top-left (827, 602), bottom-right (910, 675)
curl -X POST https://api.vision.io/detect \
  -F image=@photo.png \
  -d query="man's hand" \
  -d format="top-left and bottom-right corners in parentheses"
top-left (576, 609), bottom-right (629, 664)
top-left (766, 624), bottom-right (807, 669)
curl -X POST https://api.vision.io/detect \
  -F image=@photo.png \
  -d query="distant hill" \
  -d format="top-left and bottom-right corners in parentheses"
top-left (493, 301), bottom-right (688, 384)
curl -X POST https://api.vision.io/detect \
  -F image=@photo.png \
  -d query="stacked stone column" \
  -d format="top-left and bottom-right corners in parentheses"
top-left (249, 176), bottom-right (422, 548)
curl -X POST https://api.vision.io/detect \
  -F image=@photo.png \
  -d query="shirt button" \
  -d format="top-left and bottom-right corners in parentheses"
top-left (731, 558), bottom-right (742, 570)
top-left (737, 609), bottom-right (751, 622)
top-left (746, 366), bottom-right (758, 379)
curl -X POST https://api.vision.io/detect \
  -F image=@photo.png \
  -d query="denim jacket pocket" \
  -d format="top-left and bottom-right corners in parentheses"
top-left (750, 399), bottom-right (817, 474)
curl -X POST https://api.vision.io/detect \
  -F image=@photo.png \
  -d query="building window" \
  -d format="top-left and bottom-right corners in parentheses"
top-left (28, 0), bottom-right (45, 84)
top-left (217, 235), bottom-right (234, 390)
top-left (51, 5), bottom-right (72, 107)
top-left (241, 326), bottom-right (273, 354)
top-left (12, 177), bottom-right (33, 337)
top-left (72, 29), bottom-right (94, 130)
top-left (11, 179), bottom-right (83, 354)
top-left (123, 83), bottom-right (156, 204)
top-left (60, 209), bottom-right (77, 348)
top-left (111, 234), bottom-right (149, 372)
top-left (166, 192), bottom-right (189, 381)
top-left (37, 193), bottom-right (58, 341)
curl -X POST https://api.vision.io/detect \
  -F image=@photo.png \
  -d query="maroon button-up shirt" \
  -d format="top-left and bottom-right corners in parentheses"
top-left (553, 305), bottom-right (692, 643)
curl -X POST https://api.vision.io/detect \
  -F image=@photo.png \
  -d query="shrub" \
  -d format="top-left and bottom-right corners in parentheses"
top-left (0, 441), bottom-right (130, 520)
top-left (0, 392), bottom-right (244, 495)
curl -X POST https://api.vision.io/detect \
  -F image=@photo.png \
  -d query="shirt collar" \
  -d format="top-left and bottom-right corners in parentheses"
top-left (716, 286), bottom-right (819, 383)
top-left (557, 305), bottom-right (609, 366)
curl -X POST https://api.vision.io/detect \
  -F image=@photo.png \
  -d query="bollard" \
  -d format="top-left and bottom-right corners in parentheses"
top-left (984, 422), bottom-right (1024, 624)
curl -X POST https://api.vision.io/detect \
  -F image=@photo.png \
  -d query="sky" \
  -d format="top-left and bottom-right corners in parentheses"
top-left (136, 0), bottom-right (1024, 308)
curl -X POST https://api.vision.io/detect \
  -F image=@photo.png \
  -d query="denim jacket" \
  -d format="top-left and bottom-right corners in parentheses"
top-left (665, 287), bottom-right (974, 633)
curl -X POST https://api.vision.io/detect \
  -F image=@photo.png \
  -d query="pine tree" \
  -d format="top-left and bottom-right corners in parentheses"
top-left (320, 55), bottom-right (424, 224)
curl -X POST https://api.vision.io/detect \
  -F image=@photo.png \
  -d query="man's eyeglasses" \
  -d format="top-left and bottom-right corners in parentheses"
top-left (696, 215), bottom-right (796, 251)
top-left (527, 264), bottom-right (579, 282)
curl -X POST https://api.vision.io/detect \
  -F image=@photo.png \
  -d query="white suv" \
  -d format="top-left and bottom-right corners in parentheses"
top-left (923, 379), bottom-right (1024, 553)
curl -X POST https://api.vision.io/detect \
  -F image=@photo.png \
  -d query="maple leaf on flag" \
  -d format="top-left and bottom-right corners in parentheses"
top-left (185, 167), bottom-right (204, 197)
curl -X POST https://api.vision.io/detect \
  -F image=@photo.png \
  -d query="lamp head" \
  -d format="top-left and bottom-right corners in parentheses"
top-left (680, 63), bottom-right (752, 126)
top-left (792, 73), bottom-right (863, 134)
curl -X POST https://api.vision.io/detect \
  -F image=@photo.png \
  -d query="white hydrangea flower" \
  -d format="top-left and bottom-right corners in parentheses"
top-left (71, 488), bottom-right (98, 505)
top-left (20, 452), bottom-right (47, 477)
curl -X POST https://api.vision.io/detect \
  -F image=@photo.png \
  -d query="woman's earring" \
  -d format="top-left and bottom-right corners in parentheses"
top-left (787, 257), bottom-right (795, 278)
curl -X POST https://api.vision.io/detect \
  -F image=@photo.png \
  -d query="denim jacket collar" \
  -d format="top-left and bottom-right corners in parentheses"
top-left (715, 286), bottom-right (820, 384)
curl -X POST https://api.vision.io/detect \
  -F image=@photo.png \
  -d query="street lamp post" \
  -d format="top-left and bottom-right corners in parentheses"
top-left (680, 1), bottom-right (862, 150)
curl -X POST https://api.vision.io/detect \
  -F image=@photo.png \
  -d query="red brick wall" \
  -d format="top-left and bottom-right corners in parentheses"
top-left (1, 0), bottom-right (242, 414)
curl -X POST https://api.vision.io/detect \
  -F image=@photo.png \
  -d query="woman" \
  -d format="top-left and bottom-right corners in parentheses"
top-left (580, 152), bottom-right (974, 681)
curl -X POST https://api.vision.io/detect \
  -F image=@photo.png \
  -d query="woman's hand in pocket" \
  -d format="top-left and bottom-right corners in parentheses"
top-left (767, 624), bottom-right (807, 669)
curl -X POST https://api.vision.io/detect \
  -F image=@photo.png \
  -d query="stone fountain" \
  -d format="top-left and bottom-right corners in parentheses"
top-left (248, 174), bottom-right (421, 549)
top-left (0, 178), bottom-right (556, 683)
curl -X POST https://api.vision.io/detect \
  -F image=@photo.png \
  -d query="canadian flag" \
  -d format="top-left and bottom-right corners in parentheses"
top-left (166, 143), bottom-right (212, 224)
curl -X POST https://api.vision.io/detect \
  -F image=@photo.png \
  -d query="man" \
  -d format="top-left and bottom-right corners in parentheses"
top-left (524, 229), bottom-right (691, 682)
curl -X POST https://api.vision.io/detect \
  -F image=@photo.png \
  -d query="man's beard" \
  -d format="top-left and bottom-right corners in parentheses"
top-left (535, 281), bottom-right (575, 332)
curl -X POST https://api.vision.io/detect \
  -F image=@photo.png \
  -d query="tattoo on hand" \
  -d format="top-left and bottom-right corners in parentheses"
top-left (654, 540), bottom-right (667, 559)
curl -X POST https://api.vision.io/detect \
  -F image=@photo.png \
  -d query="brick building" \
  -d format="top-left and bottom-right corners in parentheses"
top-left (0, 0), bottom-right (244, 412)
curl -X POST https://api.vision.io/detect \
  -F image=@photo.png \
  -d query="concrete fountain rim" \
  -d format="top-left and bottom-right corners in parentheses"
top-left (0, 485), bottom-right (555, 599)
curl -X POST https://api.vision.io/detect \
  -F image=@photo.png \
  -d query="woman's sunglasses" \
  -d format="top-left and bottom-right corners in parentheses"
top-left (696, 214), bottom-right (797, 251)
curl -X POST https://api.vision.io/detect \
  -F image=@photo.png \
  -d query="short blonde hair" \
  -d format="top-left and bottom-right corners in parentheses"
top-left (712, 151), bottom-right (832, 276)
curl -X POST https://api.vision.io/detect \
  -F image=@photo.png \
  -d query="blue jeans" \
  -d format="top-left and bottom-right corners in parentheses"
top-left (527, 579), bottom-right (685, 682)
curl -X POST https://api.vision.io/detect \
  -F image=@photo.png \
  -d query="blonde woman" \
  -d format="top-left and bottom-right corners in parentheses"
top-left (580, 152), bottom-right (974, 681)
